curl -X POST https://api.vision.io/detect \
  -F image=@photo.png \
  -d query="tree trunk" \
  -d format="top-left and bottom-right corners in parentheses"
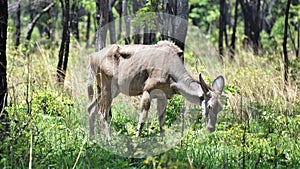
top-left (108, 0), bottom-right (116, 44)
top-left (283, 0), bottom-right (292, 84)
top-left (71, 0), bottom-right (79, 41)
top-left (294, 0), bottom-right (300, 59)
top-left (297, 25), bottom-right (300, 59)
top-left (0, 0), bottom-right (8, 142)
top-left (162, 0), bottom-right (176, 41)
top-left (239, 0), bottom-right (261, 55)
top-left (86, 12), bottom-right (91, 48)
top-left (15, 0), bottom-right (21, 48)
top-left (25, 1), bottom-right (56, 43)
top-left (229, 0), bottom-right (239, 60)
top-left (132, 0), bottom-right (143, 44)
top-left (143, 24), bottom-right (150, 44)
top-left (172, 0), bottom-right (188, 52)
top-left (123, 0), bottom-right (131, 44)
top-left (96, 0), bottom-right (109, 51)
top-left (57, 0), bottom-right (71, 84)
top-left (218, 0), bottom-right (226, 60)
top-left (115, 0), bottom-right (123, 41)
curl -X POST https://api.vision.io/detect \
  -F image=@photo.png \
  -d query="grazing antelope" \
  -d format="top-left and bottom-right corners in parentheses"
top-left (87, 41), bottom-right (225, 141)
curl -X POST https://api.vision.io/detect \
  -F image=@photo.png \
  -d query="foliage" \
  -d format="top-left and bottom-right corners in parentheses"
top-left (2, 0), bottom-right (300, 168)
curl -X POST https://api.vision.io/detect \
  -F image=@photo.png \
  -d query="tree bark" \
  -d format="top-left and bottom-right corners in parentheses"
top-left (115, 0), bottom-right (123, 41)
top-left (143, 24), bottom-right (150, 44)
top-left (297, 25), bottom-right (300, 59)
top-left (218, 0), bottom-right (226, 60)
top-left (71, 0), bottom-right (79, 41)
top-left (86, 12), bottom-right (91, 48)
top-left (57, 0), bottom-right (71, 84)
top-left (25, 1), bottom-right (56, 43)
top-left (162, 0), bottom-right (175, 41)
top-left (0, 0), bottom-right (8, 142)
top-left (283, 0), bottom-right (292, 84)
top-left (172, 0), bottom-right (188, 52)
top-left (229, 0), bottom-right (239, 60)
top-left (123, 0), bottom-right (131, 44)
top-left (239, 0), bottom-right (261, 55)
top-left (96, 0), bottom-right (109, 51)
top-left (108, 0), bottom-right (116, 44)
top-left (132, 0), bottom-right (143, 44)
top-left (15, 0), bottom-right (21, 48)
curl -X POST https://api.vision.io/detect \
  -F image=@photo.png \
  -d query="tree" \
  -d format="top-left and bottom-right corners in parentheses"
top-left (123, 0), bottom-right (131, 44)
top-left (71, 0), bottom-right (80, 41)
top-left (15, 0), bottom-right (21, 48)
top-left (218, 0), bottom-right (226, 60)
top-left (239, 0), bottom-right (261, 54)
top-left (172, 0), bottom-right (189, 52)
top-left (95, 0), bottom-right (109, 51)
top-left (57, 0), bottom-right (71, 84)
top-left (0, 0), bottom-right (8, 142)
top-left (108, 0), bottom-right (116, 44)
top-left (283, 0), bottom-right (292, 83)
top-left (25, 1), bottom-right (56, 44)
top-left (86, 12), bottom-right (91, 48)
top-left (229, 0), bottom-right (239, 60)
top-left (132, 0), bottom-right (143, 44)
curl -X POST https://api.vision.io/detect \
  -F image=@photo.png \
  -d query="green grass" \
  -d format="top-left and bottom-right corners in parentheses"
top-left (1, 35), bottom-right (300, 168)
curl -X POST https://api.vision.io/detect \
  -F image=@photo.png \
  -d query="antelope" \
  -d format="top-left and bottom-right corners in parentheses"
top-left (87, 41), bottom-right (225, 141)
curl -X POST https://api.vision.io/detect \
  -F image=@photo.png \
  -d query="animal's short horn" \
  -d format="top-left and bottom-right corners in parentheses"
top-left (199, 74), bottom-right (210, 93)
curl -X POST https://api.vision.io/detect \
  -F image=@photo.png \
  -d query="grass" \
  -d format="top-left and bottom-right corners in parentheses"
top-left (1, 35), bottom-right (300, 168)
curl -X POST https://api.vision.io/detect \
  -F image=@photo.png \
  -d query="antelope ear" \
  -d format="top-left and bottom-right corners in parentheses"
top-left (199, 74), bottom-right (210, 93)
top-left (212, 75), bottom-right (225, 93)
top-left (117, 46), bottom-right (132, 59)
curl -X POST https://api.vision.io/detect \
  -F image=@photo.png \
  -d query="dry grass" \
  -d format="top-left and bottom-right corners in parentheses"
top-left (222, 50), bottom-right (299, 116)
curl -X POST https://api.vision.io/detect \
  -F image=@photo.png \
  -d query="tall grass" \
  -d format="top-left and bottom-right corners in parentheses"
top-left (1, 37), bottom-right (300, 168)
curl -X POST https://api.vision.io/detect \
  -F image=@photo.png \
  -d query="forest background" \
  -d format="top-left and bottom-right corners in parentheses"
top-left (0, 0), bottom-right (300, 168)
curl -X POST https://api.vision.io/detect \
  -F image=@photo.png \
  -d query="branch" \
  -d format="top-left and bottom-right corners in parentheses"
top-left (25, 1), bottom-right (56, 41)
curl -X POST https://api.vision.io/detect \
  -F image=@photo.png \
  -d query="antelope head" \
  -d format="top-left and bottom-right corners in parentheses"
top-left (199, 74), bottom-right (225, 132)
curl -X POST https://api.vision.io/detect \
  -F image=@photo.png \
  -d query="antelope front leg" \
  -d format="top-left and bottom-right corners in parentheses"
top-left (98, 111), bottom-right (111, 142)
top-left (87, 96), bottom-right (100, 137)
top-left (157, 97), bottom-right (167, 137)
top-left (136, 91), bottom-right (151, 137)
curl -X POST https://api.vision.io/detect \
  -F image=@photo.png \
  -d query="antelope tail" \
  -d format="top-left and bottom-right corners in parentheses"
top-left (87, 65), bottom-right (95, 102)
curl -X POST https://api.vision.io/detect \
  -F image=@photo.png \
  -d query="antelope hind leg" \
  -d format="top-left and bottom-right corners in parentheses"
top-left (157, 97), bottom-right (167, 137)
top-left (136, 91), bottom-right (151, 137)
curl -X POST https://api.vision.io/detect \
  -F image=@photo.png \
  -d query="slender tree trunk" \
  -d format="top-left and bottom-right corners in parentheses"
top-left (297, 25), bottom-right (300, 59)
top-left (295, 0), bottom-right (300, 59)
top-left (283, 0), bottom-right (292, 84)
top-left (96, 0), bottom-right (108, 51)
top-left (115, 0), bottom-right (123, 40)
top-left (57, 0), bottom-right (71, 84)
top-left (239, 0), bottom-right (261, 55)
top-left (218, 0), bottom-right (226, 60)
top-left (25, 1), bottom-right (56, 43)
top-left (108, 0), bottom-right (116, 44)
top-left (162, 0), bottom-right (170, 40)
top-left (132, 0), bottom-right (142, 44)
top-left (86, 12), bottom-right (91, 48)
top-left (0, 0), bottom-right (8, 142)
top-left (15, 0), bottom-right (21, 48)
top-left (173, 0), bottom-right (188, 52)
top-left (143, 24), bottom-right (150, 44)
top-left (123, 0), bottom-right (131, 44)
top-left (71, 0), bottom-right (79, 41)
top-left (229, 0), bottom-right (239, 60)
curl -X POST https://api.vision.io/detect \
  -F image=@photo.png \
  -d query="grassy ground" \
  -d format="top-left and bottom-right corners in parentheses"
top-left (1, 37), bottom-right (300, 168)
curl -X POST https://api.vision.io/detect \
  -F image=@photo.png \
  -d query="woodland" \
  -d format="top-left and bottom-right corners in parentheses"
top-left (0, 0), bottom-right (300, 168)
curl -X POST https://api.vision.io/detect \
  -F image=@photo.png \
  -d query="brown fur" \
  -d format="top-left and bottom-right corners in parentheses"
top-left (87, 41), bottom-right (225, 141)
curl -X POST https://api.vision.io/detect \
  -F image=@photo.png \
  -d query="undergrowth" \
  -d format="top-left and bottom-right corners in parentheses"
top-left (0, 40), bottom-right (300, 168)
